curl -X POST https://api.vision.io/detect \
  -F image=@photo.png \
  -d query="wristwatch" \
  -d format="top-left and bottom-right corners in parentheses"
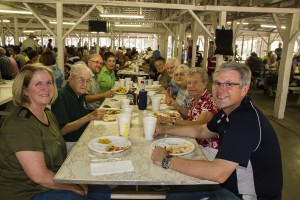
top-left (161, 155), bottom-right (173, 169)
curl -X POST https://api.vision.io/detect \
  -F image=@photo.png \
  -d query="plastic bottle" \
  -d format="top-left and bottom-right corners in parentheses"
top-left (138, 80), bottom-right (147, 110)
top-left (127, 86), bottom-right (137, 105)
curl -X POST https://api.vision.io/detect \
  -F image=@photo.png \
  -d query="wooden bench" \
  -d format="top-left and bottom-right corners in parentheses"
top-left (111, 185), bottom-right (167, 199)
top-left (288, 87), bottom-right (300, 105)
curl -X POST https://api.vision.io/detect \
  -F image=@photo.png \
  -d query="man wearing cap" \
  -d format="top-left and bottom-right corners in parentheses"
top-left (21, 33), bottom-right (39, 52)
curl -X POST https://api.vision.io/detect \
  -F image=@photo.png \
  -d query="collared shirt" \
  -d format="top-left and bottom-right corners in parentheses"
top-left (175, 88), bottom-right (190, 109)
top-left (157, 70), bottom-right (171, 89)
top-left (98, 65), bottom-right (116, 93)
top-left (88, 74), bottom-right (102, 110)
top-left (187, 89), bottom-right (219, 149)
top-left (52, 84), bottom-right (89, 142)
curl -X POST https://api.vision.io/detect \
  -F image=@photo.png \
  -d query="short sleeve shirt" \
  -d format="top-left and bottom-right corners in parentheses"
top-left (88, 74), bottom-right (102, 110)
top-left (207, 97), bottom-right (283, 199)
top-left (98, 65), bottom-right (116, 93)
top-left (187, 90), bottom-right (219, 149)
top-left (0, 107), bottom-right (66, 200)
top-left (175, 88), bottom-right (191, 110)
top-left (52, 84), bottom-right (89, 142)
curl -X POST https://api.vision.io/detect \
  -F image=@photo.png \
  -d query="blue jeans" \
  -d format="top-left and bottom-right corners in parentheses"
top-left (166, 185), bottom-right (241, 200)
top-left (32, 185), bottom-right (110, 200)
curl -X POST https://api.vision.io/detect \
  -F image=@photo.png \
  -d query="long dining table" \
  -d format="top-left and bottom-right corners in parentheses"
top-left (54, 94), bottom-right (216, 187)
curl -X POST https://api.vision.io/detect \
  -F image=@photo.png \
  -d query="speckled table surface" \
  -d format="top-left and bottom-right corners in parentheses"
top-left (54, 98), bottom-right (216, 185)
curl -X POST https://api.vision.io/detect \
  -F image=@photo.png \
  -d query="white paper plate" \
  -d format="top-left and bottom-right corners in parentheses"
top-left (152, 111), bottom-right (180, 119)
top-left (151, 138), bottom-right (194, 156)
top-left (88, 136), bottom-right (131, 154)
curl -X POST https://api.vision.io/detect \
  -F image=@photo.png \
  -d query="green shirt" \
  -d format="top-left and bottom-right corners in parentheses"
top-left (98, 65), bottom-right (116, 93)
top-left (0, 107), bottom-right (66, 200)
top-left (158, 70), bottom-right (172, 89)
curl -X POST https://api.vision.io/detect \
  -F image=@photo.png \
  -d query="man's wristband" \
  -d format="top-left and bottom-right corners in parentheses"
top-left (161, 155), bottom-right (173, 169)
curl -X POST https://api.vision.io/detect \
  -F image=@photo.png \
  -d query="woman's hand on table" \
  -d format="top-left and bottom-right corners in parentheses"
top-left (88, 109), bottom-right (106, 120)
top-left (151, 146), bottom-right (169, 166)
top-left (153, 125), bottom-right (166, 138)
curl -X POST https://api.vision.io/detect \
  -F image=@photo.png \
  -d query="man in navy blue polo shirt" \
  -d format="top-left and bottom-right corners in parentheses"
top-left (152, 61), bottom-right (282, 200)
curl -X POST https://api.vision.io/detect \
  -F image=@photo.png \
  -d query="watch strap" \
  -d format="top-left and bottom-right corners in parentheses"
top-left (161, 155), bottom-right (173, 169)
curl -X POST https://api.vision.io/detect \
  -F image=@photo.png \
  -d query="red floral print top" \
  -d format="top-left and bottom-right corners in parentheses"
top-left (187, 89), bottom-right (220, 149)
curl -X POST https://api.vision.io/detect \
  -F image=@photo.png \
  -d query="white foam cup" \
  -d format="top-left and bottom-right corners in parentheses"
top-left (143, 116), bottom-right (157, 140)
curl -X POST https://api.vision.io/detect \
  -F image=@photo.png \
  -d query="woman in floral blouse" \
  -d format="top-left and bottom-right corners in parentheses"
top-left (158, 67), bottom-right (219, 159)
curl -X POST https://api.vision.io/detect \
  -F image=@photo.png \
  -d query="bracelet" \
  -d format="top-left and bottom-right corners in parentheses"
top-left (161, 155), bottom-right (173, 169)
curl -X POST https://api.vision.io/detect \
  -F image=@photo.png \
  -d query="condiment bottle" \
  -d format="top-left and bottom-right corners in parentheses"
top-left (138, 80), bottom-right (147, 110)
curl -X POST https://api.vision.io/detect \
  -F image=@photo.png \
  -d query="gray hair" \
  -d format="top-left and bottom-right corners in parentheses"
top-left (213, 61), bottom-right (251, 87)
top-left (0, 47), bottom-right (6, 55)
top-left (173, 64), bottom-right (189, 74)
top-left (165, 57), bottom-right (180, 68)
top-left (69, 62), bottom-right (93, 78)
top-left (186, 67), bottom-right (209, 83)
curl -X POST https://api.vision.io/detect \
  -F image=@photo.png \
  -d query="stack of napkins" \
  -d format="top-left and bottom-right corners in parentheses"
top-left (94, 120), bottom-right (118, 126)
top-left (90, 160), bottom-right (134, 176)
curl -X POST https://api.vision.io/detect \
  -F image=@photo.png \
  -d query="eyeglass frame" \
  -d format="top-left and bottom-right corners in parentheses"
top-left (212, 81), bottom-right (241, 89)
top-left (89, 60), bottom-right (104, 65)
top-left (73, 76), bottom-right (92, 85)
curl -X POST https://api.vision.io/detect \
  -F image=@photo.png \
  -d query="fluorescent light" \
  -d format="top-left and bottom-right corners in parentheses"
top-left (100, 13), bottom-right (144, 19)
top-left (23, 30), bottom-right (35, 33)
top-left (261, 24), bottom-right (277, 28)
top-left (226, 22), bottom-right (248, 25)
top-left (0, 19), bottom-right (10, 23)
top-left (114, 24), bottom-right (142, 27)
top-left (0, 9), bottom-right (32, 14)
top-left (49, 21), bottom-right (76, 25)
top-left (261, 24), bottom-right (286, 29)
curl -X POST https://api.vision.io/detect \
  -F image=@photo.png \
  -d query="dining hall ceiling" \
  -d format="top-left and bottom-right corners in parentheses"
top-left (0, 0), bottom-right (299, 38)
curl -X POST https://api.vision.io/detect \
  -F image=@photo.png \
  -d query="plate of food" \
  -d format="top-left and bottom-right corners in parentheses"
top-left (151, 138), bottom-right (194, 156)
top-left (152, 111), bottom-right (180, 119)
top-left (114, 87), bottom-right (128, 95)
top-left (104, 108), bottom-right (122, 115)
top-left (88, 136), bottom-right (131, 154)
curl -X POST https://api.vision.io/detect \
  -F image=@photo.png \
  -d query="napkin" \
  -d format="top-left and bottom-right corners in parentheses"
top-left (94, 120), bottom-right (118, 126)
top-left (90, 160), bottom-right (134, 176)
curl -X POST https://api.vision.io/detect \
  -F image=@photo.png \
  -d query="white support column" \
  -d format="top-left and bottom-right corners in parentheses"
top-left (56, 2), bottom-right (64, 75)
top-left (203, 33), bottom-right (209, 69)
top-left (274, 14), bottom-right (300, 119)
top-left (173, 25), bottom-right (178, 57)
top-left (14, 17), bottom-right (19, 45)
top-left (191, 21), bottom-right (201, 67)
top-left (96, 32), bottom-right (100, 54)
top-left (177, 23), bottom-right (185, 64)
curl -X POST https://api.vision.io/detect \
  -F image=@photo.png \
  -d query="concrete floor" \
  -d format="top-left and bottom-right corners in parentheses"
top-left (248, 88), bottom-right (300, 200)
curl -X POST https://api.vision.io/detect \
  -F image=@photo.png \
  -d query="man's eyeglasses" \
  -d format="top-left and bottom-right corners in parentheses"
top-left (90, 60), bottom-right (104, 65)
top-left (174, 73), bottom-right (185, 77)
top-left (212, 81), bottom-right (240, 89)
top-left (76, 77), bottom-right (92, 84)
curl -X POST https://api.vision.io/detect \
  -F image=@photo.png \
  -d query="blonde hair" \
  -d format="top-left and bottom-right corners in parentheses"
top-left (186, 67), bottom-right (209, 83)
top-left (13, 63), bottom-right (58, 106)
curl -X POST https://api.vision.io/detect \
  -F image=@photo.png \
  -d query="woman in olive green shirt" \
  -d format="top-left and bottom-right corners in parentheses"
top-left (0, 64), bottom-right (110, 200)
